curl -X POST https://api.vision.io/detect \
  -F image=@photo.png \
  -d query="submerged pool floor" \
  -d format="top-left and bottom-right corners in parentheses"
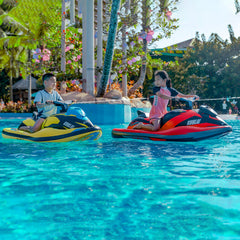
top-left (0, 119), bottom-right (240, 239)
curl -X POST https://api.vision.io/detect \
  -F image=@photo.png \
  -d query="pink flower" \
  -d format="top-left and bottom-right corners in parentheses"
top-left (146, 34), bottom-right (153, 42)
top-left (42, 55), bottom-right (50, 61)
top-left (67, 60), bottom-right (72, 64)
top-left (65, 46), bottom-right (70, 52)
top-left (148, 30), bottom-right (154, 36)
top-left (166, 11), bottom-right (172, 20)
top-left (43, 48), bottom-right (51, 54)
top-left (127, 60), bottom-right (132, 65)
top-left (77, 55), bottom-right (81, 60)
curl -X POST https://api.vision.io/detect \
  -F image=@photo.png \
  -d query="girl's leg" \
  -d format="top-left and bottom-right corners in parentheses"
top-left (133, 119), bottom-right (160, 131)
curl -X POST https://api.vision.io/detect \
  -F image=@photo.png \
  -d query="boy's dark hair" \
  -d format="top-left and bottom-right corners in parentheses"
top-left (42, 73), bottom-right (55, 82)
top-left (155, 70), bottom-right (172, 88)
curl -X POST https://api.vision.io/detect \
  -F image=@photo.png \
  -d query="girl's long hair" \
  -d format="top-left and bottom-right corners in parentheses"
top-left (155, 70), bottom-right (172, 88)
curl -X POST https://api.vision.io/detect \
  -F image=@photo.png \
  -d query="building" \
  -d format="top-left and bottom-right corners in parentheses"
top-left (12, 75), bottom-right (38, 102)
top-left (150, 38), bottom-right (196, 62)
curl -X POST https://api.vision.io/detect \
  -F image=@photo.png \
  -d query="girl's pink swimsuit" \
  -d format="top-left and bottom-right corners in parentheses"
top-left (149, 87), bottom-right (179, 120)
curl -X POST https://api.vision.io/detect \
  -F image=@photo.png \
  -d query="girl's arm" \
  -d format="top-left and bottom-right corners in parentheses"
top-left (156, 92), bottom-right (173, 100)
top-left (177, 93), bottom-right (199, 100)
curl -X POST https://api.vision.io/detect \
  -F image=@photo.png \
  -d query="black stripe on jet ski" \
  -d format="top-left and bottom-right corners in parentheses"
top-left (2, 127), bottom-right (100, 142)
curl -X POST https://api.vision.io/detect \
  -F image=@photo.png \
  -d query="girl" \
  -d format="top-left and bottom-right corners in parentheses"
top-left (133, 70), bottom-right (199, 131)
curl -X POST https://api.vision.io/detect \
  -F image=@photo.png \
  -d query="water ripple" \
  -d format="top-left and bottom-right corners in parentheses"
top-left (0, 120), bottom-right (240, 239)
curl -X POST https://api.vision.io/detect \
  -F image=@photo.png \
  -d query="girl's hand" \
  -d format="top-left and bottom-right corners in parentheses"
top-left (193, 95), bottom-right (200, 100)
top-left (172, 96), bottom-right (180, 100)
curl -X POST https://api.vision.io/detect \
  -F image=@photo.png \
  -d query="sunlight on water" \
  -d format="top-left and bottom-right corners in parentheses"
top-left (0, 119), bottom-right (240, 239)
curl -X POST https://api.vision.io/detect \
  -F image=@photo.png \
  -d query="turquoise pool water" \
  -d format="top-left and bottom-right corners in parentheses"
top-left (0, 119), bottom-right (240, 240)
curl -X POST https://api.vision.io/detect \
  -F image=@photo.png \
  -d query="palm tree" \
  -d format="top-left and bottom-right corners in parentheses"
top-left (0, 0), bottom-right (61, 101)
top-left (0, 47), bottom-right (27, 101)
top-left (96, 0), bottom-right (121, 97)
top-left (127, 0), bottom-right (179, 97)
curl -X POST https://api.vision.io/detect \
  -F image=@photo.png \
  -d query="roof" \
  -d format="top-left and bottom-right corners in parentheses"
top-left (149, 38), bottom-right (196, 61)
top-left (168, 38), bottom-right (196, 49)
top-left (12, 75), bottom-right (38, 90)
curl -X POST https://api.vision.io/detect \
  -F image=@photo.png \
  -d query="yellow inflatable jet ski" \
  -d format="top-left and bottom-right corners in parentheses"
top-left (2, 103), bottom-right (102, 142)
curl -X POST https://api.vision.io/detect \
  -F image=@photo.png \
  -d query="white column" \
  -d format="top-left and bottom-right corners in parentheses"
top-left (70, 0), bottom-right (75, 25)
top-left (96, 0), bottom-right (103, 89)
top-left (82, 0), bottom-right (94, 95)
top-left (78, 0), bottom-right (82, 17)
top-left (80, 0), bottom-right (86, 91)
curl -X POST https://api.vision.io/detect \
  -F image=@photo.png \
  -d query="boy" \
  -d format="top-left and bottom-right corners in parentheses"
top-left (20, 73), bottom-right (63, 133)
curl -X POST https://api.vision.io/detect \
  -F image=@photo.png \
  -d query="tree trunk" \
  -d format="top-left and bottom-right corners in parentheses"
top-left (28, 49), bottom-right (32, 106)
top-left (10, 75), bottom-right (13, 102)
top-left (127, 0), bottom-right (149, 97)
top-left (235, 0), bottom-right (240, 13)
top-left (28, 74), bottom-right (32, 106)
top-left (96, 0), bottom-right (121, 97)
top-left (127, 38), bottom-right (147, 97)
top-left (10, 50), bottom-right (13, 101)
top-left (121, 0), bottom-right (130, 97)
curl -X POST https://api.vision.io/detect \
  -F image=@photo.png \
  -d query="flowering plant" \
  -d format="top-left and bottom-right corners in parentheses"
top-left (0, 101), bottom-right (32, 113)
top-left (106, 80), bottom-right (142, 99)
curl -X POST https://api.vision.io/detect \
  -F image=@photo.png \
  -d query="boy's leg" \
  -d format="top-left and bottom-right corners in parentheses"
top-left (19, 118), bottom-right (45, 133)
top-left (31, 118), bottom-right (45, 132)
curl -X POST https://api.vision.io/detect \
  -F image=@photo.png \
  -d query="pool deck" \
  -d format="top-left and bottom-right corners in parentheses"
top-left (219, 114), bottom-right (240, 120)
top-left (0, 103), bottom-right (151, 125)
top-left (0, 107), bottom-right (238, 124)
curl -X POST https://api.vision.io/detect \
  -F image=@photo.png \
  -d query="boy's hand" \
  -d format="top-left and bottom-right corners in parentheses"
top-left (45, 100), bottom-right (53, 105)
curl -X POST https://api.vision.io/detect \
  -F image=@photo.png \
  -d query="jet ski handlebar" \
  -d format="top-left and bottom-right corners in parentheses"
top-left (53, 100), bottom-right (73, 112)
top-left (175, 98), bottom-right (194, 110)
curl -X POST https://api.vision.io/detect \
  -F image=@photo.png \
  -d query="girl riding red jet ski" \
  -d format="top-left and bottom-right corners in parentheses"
top-left (112, 98), bottom-right (232, 142)
top-left (112, 70), bottom-right (232, 142)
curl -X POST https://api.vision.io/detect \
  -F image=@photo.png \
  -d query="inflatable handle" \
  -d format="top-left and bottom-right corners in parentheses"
top-left (178, 98), bottom-right (193, 110)
top-left (53, 101), bottom-right (69, 113)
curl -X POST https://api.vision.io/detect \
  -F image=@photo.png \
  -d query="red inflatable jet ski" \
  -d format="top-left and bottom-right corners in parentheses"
top-left (112, 99), bottom-right (232, 142)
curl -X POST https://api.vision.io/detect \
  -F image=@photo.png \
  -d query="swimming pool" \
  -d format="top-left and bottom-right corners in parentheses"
top-left (0, 119), bottom-right (240, 239)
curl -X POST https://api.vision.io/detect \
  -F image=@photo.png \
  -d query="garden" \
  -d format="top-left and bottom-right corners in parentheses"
top-left (0, 0), bottom-right (240, 113)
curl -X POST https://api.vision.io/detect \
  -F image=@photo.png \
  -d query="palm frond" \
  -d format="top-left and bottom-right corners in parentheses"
top-left (0, 0), bottom-right (17, 12)
top-left (0, 35), bottom-right (37, 49)
top-left (8, 0), bottom-right (61, 36)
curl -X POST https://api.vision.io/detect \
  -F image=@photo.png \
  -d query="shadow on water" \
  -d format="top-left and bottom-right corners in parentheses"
top-left (94, 139), bottom-right (210, 158)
